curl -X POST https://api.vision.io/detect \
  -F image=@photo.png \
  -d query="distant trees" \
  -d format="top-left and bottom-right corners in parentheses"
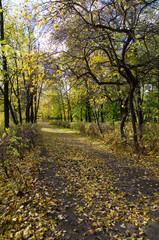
top-left (0, 2), bottom-right (45, 128)
top-left (36, 0), bottom-right (159, 148)
top-left (1, 0), bottom-right (158, 149)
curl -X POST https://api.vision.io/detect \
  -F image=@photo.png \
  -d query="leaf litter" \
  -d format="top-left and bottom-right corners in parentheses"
top-left (0, 123), bottom-right (159, 239)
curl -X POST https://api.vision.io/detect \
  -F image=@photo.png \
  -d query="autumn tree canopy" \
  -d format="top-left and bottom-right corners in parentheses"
top-left (0, 0), bottom-right (159, 148)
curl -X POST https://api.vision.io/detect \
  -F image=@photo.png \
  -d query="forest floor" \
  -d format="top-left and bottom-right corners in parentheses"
top-left (0, 122), bottom-right (159, 239)
top-left (34, 122), bottom-right (159, 240)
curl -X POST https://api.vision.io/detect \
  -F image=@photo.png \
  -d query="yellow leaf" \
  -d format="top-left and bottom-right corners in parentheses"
top-left (57, 70), bottom-right (62, 75)
top-left (139, 231), bottom-right (144, 235)
top-left (42, 18), bottom-right (46, 23)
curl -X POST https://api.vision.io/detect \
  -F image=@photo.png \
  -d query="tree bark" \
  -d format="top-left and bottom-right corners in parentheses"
top-left (26, 86), bottom-right (30, 123)
top-left (60, 90), bottom-right (66, 121)
top-left (120, 96), bottom-right (129, 139)
top-left (15, 53), bottom-right (22, 124)
top-left (80, 105), bottom-right (83, 122)
top-left (86, 98), bottom-right (92, 122)
top-left (66, 93), bottom-right (73, 122)
top-left (136, 87), bottom-right (143, 138)
top-left (0, 0), bottom-right (9, 128)
top-left (9, 100), bottom-right (18, 125)
top-left (129, 86), bottom-right (139, 150)
top-left (93, 100), bottom-right (102, 135)
top-left (158, 79), bottom-right (159, 123)
top-left (100, 104), bottom-right (104, 122)
top-left (30, 94), bottom-right (34, 123)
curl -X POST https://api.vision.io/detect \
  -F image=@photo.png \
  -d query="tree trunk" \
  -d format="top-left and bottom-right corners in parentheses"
top-left (35, 82), bottom-right (43, 122)
top-left (30, 94), bottom-right (34, 123)
top-left (120, 96), bottom-right (129, 139)
top-left (136, 87), bottom-right (143, 138)
top-left (26, 86), bottom-right (30, 123)
top-left (9, 100), bottom-right (18, 125)
top-left (15, 53), bottom-right (22, 124)
top-left (158, 79), bottom-right (159, 123)
top-left (86, 98), bottom-right (92, 122)
top-left (0, 0), bottom-right (9, 128)
top-left (100, 104), bottom-right (104, 122)
top-left (60, 91), bottom-right (66, 121)
top-left (4, 80), bottom-right (9, 128)
top-left (18, 98), bottom-right (22, 124)
top-left (80, 105), bottom-right (83, 122)
top-left (93, 100), bottom-right (102, 135)
top-left (34, 94), bottom-right (37, 123)
top-left (66, 94), bottom-right (73, 122)
top-left (129, 86), bottom-right (139, 150)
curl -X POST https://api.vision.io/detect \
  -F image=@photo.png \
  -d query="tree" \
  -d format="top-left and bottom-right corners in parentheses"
top-left (0, 0), bottom-right (9, 128)
top-left (40, 0), bottom-right (159, 148)
top-left (22, 0), bottom-right (159, 148)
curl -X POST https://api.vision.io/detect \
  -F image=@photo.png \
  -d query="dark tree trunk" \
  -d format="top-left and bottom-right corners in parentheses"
top-left (18, 98), bottom-right (22, 124)
top-left (129, 86), bottom-right (139, 150)
top-left (86, 99), bottom-right (92, 122)
top-left (26, 86), bottom-right (30, 123)
top-left (0, 0), bottom-right (9, 128)
top-left (100, 104), bottom-right (104, 122)
top-left (9, 100), bottom-right (18, 125)
top-left (80, 105), bottom-right (83, 122)
top-left (4, 80), bottom-right (9, 128)
top-left (93, 100), bottom-right (102, 135)
top-left (30, 94), bottom-right (34, 123)
top-left (34, 95), bottom-right (37, 123)
top-left (157, 77), bottom-right (159, 123)
top-left (84, 80), bottom-right (92, 122)
top-left (120, 96), bottom-right (129, 139)
top-left (85, 105), bottom-right (87, 122)
top-left (136, 87), bottom-right (143, 138)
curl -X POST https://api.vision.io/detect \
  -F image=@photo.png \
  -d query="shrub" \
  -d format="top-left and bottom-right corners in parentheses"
top-left (79, 123), bottom-right (86, 134)
top-left (87, 123), bottom-right (101, 138)
top-left (142, 123), bottom-right (159, 152)
top-left (0, 124), bottom-right (41, 179)
top-left (50, 120), bottom-right (71, 129)
top-left (70, 122), bottom-right (81, 130)
top-left (100, 122), bottom-right (115, 134)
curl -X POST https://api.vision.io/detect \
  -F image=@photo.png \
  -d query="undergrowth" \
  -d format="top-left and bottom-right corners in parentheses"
top-left (0, 123), bottom-right (42, 192)
top-left (49, 120), bottom-right (159, 154)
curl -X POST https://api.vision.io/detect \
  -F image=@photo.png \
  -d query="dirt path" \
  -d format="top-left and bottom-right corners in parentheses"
top-left (35, 123), bottom-right (159, 239)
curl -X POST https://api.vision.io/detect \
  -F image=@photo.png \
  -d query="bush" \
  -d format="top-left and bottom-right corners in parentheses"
top-left (142, 123), bottom-right (159, 152)
top-left (79, 123), bottom-right (86, 134)
top-left (50, 120), bottom-right (71, 128)
top-left (70, 122), bottom-right (81, 130)
top-left (0, 123), bottom-right (41, 179)
top-left (87, 123), bottom-right (101, 138)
